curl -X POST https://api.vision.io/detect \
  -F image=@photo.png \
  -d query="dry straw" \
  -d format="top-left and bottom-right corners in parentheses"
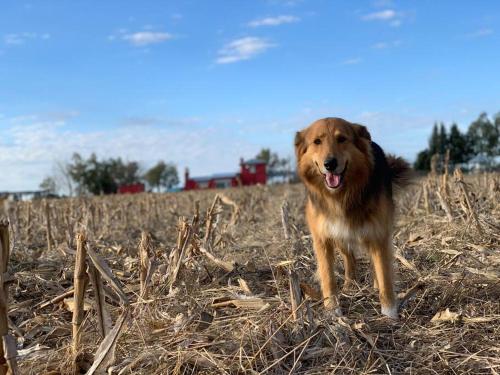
top-left (1, 170), bottom-right (498, 374)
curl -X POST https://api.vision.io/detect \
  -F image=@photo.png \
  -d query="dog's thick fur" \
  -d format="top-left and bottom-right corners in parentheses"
top-left (295, 117), bottom-right (411, 318)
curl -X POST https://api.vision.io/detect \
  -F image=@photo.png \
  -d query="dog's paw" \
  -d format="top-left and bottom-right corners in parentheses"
top-left (324, 297), bottom-right (343, 317)
top-left (381, 303), bottom-right (399, 320)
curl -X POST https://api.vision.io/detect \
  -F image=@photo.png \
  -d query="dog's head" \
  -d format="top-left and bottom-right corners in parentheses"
top-left (295, 117), bottom-right (373, 194)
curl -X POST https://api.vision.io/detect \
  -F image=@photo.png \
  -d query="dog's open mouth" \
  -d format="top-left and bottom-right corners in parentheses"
top-left (324, 172), bottom-right (343, 189)
top-left (323, 162), bottom-right (347, 189)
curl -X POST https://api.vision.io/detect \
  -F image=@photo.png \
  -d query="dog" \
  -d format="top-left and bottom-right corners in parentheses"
top-left (295, 117), bottom-right (411, 318)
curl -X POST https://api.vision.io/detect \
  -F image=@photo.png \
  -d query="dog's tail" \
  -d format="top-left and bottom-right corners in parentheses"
top-left (387, 155), bottom-right (412, 190)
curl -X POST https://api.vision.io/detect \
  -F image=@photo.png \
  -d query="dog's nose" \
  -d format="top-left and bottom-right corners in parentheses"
top-left (324, 157), bottom-right (338, 172)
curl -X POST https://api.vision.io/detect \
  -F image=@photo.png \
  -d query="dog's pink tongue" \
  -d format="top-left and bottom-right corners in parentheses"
top-left (325, 172), bottom-right (341, 188)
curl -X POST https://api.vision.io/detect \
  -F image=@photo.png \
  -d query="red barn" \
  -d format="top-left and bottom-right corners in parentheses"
top-left (184, 158), bottom-right (267, 190)
top-left (118, 183), bottom-right (145, 194)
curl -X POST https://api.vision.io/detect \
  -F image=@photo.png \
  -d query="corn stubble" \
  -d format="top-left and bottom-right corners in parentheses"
top-left (1, 172), bottom-right (499, 374)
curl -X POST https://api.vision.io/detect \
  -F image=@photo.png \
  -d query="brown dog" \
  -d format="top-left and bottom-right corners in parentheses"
top-left (295, 117), bottom-right (410, 318)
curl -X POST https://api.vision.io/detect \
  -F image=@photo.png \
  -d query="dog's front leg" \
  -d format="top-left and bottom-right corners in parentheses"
top-left (366, 238), bottom-right (398, 319)
top-left (311, 234), bottom-right (341, 315)
top-left (338, 244), bottom-right (357, 291)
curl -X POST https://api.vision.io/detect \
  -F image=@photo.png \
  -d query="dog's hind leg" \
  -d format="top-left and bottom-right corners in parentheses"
top-left (372, 264), bottom-right (379, 290)
top-left (366, 238), bottom-right (398, 319)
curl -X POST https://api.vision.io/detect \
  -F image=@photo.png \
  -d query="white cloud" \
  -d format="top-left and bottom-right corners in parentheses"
top-left (0, 115), bottom-right (262, 191)
top-left (216, 37), bottom-right (275, 64)
top-left (247, 15), bottom-right (300, 27)
top-left (122, 31), bottom-right (173, 46)
top-left (362, 9), bottom-right (403, 26)
top-left (372, 40), bottom-right (401, 49)
top-left (120, 116), bottom-right (201, 127)
top-left (362, 9), bottom-right (397, 21)
top-left (3, 32), bottom-right (50, 45)
top-left (4, 34), bottom-right (26, 45)
top-left (341, 57), bottom-right (362, 65)
top-left (466, 28), bottom-right (493, 38)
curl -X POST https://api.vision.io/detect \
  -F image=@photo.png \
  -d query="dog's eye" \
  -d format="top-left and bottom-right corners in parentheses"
top-left (337, 135), bottom-right (347, 143)
top-left (313, 138), bottom-right (321, 145)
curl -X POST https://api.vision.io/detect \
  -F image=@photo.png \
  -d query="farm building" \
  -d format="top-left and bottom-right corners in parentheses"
top-left (0, 190), bottom-right (52, 201)
top-left (184, 158), bottom-right (267, 190)
top-left (118, 183), bottom-right (145, 194)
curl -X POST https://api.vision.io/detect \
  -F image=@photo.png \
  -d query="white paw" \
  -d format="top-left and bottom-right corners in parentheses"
top-left (381, 304), bottom-right (399, 319)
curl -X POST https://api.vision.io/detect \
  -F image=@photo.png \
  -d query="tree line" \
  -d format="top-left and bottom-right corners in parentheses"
top-left (40, 148), bottom-right (292, 196)
top-left (40, 153), bottom-right (179, 196)
top-left (414, 112), bottom-right (499, 170)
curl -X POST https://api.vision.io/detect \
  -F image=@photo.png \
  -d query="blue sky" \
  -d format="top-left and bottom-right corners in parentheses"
top-left (0, 0), bottom-right (499, 191)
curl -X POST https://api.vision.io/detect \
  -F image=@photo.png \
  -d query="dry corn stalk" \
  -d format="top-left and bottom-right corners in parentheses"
top-left (72, 232), bottom-right (88, 374)
top-left (38, 288), bottom-right (76, 309)
top-left (423, 181), bottom-right (431, 214)
top-left (204, 195), bottom-right (221, 249)
top-left (198, 247), bottom-right (235, 273)
top-left (289, 268), bottom-right (303, 322)
top-left (0, 221), bottom-right (11, 375)
top-left (86, 308), bottom-right (129, 375)
top-left (26, 203), bottom-right (32, 243)
top-left (169, 217), bottom-right (185, 273)
top-left (211, 297), bottom-right (276, 309)
top-left (412, 186), bottom-right (423, 213)
top-left (441, 149), bottom-right (450, 196)
top-left (138, 231), bottom-right (154, 298)
top-left (88, 262), bottom-right (111, 338)
top-left (281, 200), bottom-right (291, 240)
top-left (169, 218), bottom-right (193, 289)
top-left (436, 189), bottom-right (453, 222)
top-left (454, 168), bottom-right (483, 234)
top-left (190, 201), bottom-right (200, 244)
top-left (219, 194), bottom-right (240, 227)
top-left (87, 246), bottom-right (129, 305)
top-left (44, 200), bottom-right (53, 253)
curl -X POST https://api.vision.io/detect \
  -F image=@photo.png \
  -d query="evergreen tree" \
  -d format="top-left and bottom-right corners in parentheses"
top-left (413, 111), bottom-right (500, 171)
top-left (448, 124), bottom-right (469, 164)
top-left (494, 112), bottom-right (500, 155)
top-left (438, 123), bottom-right (448, 155)
top-left (414, 149), bottom-right (431, 170)
top-left (428, 123), bottom-right (440, 155)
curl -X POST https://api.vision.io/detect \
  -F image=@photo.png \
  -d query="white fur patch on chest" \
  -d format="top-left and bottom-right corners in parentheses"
top-left (322, 216), bottom-right (383, 244)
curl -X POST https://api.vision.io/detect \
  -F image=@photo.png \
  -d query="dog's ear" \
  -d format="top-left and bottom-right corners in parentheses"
top-left (294, 131), bottom-right (307, 160)
top-left (352, 124), bottom-right (371, 141)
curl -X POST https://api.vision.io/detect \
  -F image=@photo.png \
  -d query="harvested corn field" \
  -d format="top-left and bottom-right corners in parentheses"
top-left (1, 172), bottom-right (499, 374)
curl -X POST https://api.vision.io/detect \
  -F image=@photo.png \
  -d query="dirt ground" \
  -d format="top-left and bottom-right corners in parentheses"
top-left (3, 172), bottom-right (500, 374)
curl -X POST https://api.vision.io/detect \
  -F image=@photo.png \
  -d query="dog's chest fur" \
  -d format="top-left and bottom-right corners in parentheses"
top-left (319, 211), bottom-right (388, 250)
